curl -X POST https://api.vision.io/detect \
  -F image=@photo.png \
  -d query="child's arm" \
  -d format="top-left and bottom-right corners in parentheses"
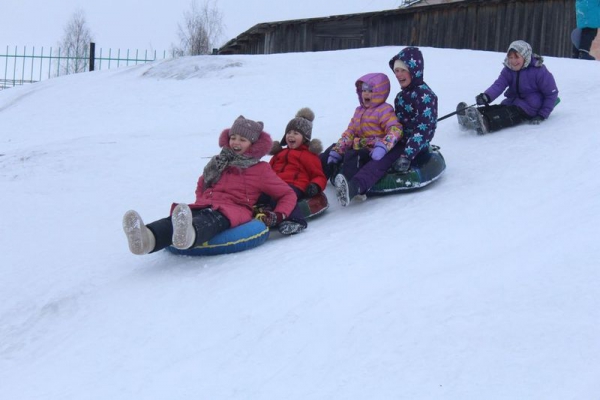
top-left (259, 166), bottom-right (296, 217)
top-left (195, 175), bottom-right (206, 200)
top-left (378, 103), bottom-right (403, 151)
top-left (304, 154), bottom-right (328, 191)
top-left (483, 68), bottom-right (512, 103)
top-left (333, 107), bottom-right (362, 154)
top-left (400, 88), bottom-right (437, 161)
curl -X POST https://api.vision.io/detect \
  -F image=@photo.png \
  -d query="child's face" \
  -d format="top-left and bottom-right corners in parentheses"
top-left (361, 89), bottom-right (373, 107)
top-left (229, 134), bottom-right (252, 154)
top-left (285, 130), bottom-right (304, 149)
top-left (507, 51), bottom-right (525, 71)
top-left (394, 67), bottom-right (412, 89)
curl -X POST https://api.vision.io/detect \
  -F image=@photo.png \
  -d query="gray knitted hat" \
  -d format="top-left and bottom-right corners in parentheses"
top-left (229, 115), bottom-right (264, 143)
top-left (282, 107), bottom-right (315, 144)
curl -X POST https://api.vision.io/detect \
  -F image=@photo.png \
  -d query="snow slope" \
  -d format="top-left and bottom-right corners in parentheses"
top-left (1, 46), bottom-right (599, 399)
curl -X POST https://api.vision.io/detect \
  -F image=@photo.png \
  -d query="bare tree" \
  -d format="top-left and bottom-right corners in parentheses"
top-left (58, 9), bottom-right (93, 75)
top-left (173, 0), bottom-right (224, 56)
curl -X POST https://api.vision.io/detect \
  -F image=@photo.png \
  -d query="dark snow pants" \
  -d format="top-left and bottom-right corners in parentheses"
top-left (145, 208), bottom-right (231, 253)
top-left (480, 104), bottom-right (528, 132)
top-left (320, 143), bottom-right (406, 195)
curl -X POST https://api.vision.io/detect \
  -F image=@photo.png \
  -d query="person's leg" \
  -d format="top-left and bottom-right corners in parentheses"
top-left (349, 143), bottom-right (404, 195)
top-left (172, 205), bottom-right (231, 249)
top-left (480, 105), bottom-right (525, 132)
top-left (579, 28), bottom-right (598, 60)
top-left (340, 148), bottom-right (370, 181)
top-left (144, 215), bottom-right (174, 253)
top-left (319, 143), bottom-right (340, 181)
top-left (191, 208), bottom-right (231, 245)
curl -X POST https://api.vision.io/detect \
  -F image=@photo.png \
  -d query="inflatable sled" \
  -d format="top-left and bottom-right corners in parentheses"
top-left (367, 144), bottom-right (446, 195)
top-left (166, 219), bottom-right (270, 256)
top-left (297, 191), bottom-right (329, 218)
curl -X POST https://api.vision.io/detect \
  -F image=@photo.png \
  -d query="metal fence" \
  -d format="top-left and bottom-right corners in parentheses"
top-left (1, 43), bottom-right (173, 90)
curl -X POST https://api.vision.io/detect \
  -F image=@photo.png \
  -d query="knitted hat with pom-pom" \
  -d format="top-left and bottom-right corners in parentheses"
top-left (270, 107), bottom-right (322, 156)
top-left (282, 107), bottom-right (315, 143)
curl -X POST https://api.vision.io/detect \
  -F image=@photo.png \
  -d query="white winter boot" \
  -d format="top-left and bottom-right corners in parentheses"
top-left (123, 210), bottom-right (156, 255)
top-left (172, 203), bottom-right (196, 250)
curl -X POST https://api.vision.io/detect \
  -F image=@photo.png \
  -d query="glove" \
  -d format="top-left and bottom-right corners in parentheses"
top-left (304, 183), bottom-right (321, 198)
top-left (528, 116), bottom-right (544, 125)
top-left (370, 142), bottom-right (387, 161)
top-left (255, 210), bottom-right (285, 227)
top-left (393, 156), bottom-right (411, 173)
top-left (476, 93), bottom-right (490, 106)
top-left (327, 151), bottom-right (342, 164)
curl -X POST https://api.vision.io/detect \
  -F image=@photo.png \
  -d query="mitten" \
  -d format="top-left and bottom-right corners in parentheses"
top-left (327, 151), bottom-right (342, 164)
top-left (256, 210), bottom-right (285, 227)
top-left (370, 142), bottom-right (387, 161)
top-left (304, 182), bottom-right (321, 197)
top-left (393, 156), bottom-right (411, 173)
top-left (475, 93), bottom-right (490, 106)
top-left (528, 116), bottom-right (544, 125)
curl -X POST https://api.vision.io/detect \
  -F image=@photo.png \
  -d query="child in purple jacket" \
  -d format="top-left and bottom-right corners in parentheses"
top-left (457, 40), bottom-right (559, 134)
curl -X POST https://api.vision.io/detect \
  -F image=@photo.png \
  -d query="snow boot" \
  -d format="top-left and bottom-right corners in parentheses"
top-left (456, 102), bottom-right (471, 131)
top-left (123, 210), bottom-right (156, 255)
top-left (334, 174), bottom-right (359, 207)
top-left (172, 203), bottom-right (196, 250)
top-left (466, 107), bottom-right (489, 135)
top-left (579, 49), bottom-right (596, 60)
top-left (278, 220), bottom-right (307, 235)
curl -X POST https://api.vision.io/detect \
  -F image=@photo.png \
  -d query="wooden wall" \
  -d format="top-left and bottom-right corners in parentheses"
top-left (219, 0), bottom-right (577, 58)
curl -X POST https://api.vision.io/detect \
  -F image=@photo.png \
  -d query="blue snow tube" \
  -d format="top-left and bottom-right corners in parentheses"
top-left (166, 219), bottom-right (270, 256)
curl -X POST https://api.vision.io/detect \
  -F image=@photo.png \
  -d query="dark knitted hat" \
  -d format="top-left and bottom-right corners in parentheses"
top-left (283, 107), bottom-right (315, 143)
top-left (229, 115), bottom-right (264, 143)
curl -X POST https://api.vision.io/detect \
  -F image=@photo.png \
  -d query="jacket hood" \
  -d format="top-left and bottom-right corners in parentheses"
top-left (218, 128), bottom-right (273, 159)
top-left (388, 46), bottom-right (425, 89)
top-left (504, 40), bottom-right (533, 69)
top-left (355, 73), bottom-right (391, 107)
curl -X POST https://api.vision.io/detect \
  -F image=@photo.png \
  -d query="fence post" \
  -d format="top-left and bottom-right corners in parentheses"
top-left (89, 42), bottom-right (95, 71)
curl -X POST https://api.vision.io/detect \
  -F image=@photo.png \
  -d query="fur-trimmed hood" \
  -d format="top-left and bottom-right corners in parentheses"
top-left (218, 128), bottom-right (273, 160)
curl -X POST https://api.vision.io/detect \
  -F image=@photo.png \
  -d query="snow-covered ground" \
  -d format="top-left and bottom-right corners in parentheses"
top-left (1, 46), bottom-right (599, 399)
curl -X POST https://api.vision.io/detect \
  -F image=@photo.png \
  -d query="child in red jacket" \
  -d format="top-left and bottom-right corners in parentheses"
top-left (123, 115), bottom-right (296, 255)
top-left (261, 107), bottom-right (327, 235)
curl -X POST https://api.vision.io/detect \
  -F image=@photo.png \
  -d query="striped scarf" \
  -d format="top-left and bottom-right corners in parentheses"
top-left (202, 147), bottom-right (259, 189)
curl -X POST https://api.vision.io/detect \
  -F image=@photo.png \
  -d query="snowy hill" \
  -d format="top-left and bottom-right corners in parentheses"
top-left (1, 46), bottom-right (599, 399)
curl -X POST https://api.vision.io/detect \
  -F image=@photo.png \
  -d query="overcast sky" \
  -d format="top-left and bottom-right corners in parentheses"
top-left (4, 0), bottom-right (400, 53)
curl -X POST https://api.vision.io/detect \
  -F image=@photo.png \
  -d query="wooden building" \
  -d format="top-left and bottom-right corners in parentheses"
top-left (218, 0), bottom-right (577, 58)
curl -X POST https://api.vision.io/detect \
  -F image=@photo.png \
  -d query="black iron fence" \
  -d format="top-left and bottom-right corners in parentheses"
top-left (1, 43), bottom-right (173, 90)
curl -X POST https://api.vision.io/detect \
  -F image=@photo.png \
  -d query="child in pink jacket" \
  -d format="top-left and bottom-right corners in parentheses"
top-left (123, 115), bottom-right (296, 255)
